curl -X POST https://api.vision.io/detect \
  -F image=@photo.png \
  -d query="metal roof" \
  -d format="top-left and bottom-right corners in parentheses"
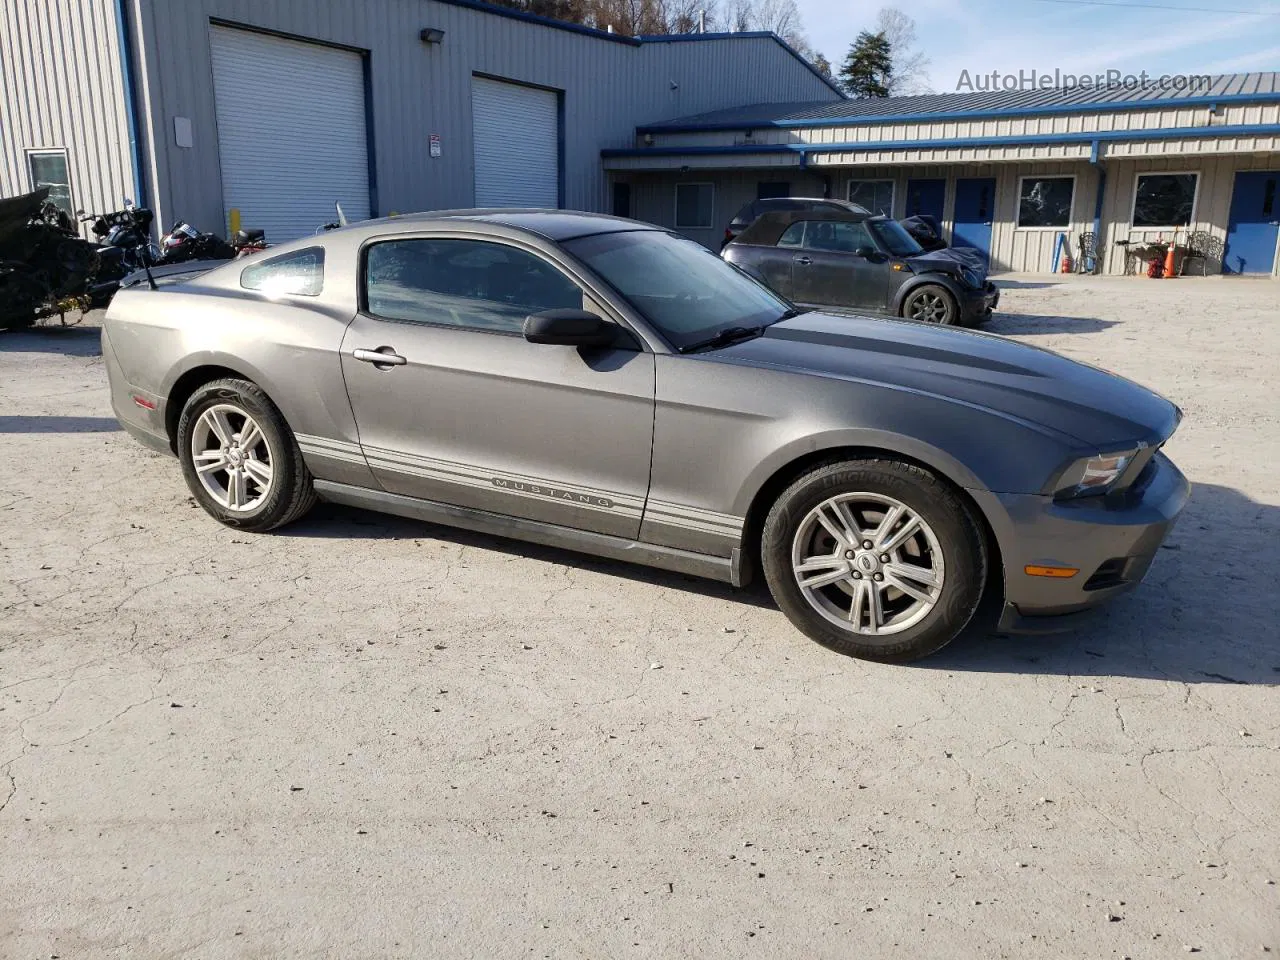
top-left (636, 72), bottom-right (1280, 132)
top-left (432, 0), bottom-right (843, 95)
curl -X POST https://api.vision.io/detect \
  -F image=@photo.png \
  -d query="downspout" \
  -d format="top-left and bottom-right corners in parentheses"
top-left (112, 0), bottom-right (146, 206)
top-left (1089, 138), bottom-right (1106, 273)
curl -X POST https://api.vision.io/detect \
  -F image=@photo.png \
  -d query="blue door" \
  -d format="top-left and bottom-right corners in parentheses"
top-left (1224, 171), bottom-right (1280, 275)
top-left (953, 177), bottom-right (996, 266)
top-left (905, 178), bottom-right (946, 221)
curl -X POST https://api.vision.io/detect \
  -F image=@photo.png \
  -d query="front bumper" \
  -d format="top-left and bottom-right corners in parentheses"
top-left (972, 451), bottom-right (1189, 632)
top-left (960, 282), bottom-right (1000, 323)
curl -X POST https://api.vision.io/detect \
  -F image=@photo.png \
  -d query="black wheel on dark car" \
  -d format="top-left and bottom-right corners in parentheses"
top-left (760, 459), bottom-right (987, 663)
top-left (902, 284), bottom-right (959, 325)
top-left (177, 378), bottom-right (316, 532)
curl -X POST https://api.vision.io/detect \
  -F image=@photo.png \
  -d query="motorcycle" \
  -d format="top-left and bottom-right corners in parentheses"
top-left (231, 228), bottom-right (269, 258)
top-left (80, 200), bottom-right (158, 306)
top-left (0, 188), bottom-right (100, 330)
top-left (159, 219), bottom-right (235, 263)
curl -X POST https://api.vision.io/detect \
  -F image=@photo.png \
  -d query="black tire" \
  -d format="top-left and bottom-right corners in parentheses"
top-left (176, 378), bottom-right (316, 532)
top-left (760, 459), bottom-right (987, 663)
top-left (901, 284), bottom-right (959, 325)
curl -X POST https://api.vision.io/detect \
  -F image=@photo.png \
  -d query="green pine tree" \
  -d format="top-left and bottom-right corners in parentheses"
top-left (839, 30), bottom-right (892, 98)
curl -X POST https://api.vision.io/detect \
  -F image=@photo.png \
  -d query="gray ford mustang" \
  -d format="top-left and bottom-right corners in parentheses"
top-left (102, 210), bottom-right (1188, 663)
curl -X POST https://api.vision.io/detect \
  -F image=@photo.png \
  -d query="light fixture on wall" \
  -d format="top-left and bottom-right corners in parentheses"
top-left (420, 27), bottom-right (445, 44)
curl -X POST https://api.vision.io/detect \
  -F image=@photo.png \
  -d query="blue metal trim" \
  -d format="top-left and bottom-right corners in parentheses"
top-left (1089, 139), bottom-right (1100, 164)
top-left (602, 123), bottom-right (1280, 158)
top-left (635, 91), bottom-right (1280, 134)
top-left (111, 0), bottom-right (145, 205)
top-left (431, 0), bottom-right (640, 44)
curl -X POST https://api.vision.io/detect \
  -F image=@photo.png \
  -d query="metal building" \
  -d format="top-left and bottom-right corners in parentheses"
top-left (607, 76), bottom-right (1280, 276)
top-left (0, 0), bottom-right (839, 242)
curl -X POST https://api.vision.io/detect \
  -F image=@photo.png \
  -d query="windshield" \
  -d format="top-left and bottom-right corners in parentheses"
top-left (869, 219), bottom-right (925, 257)
top-left (564, 230), bottom-right (791, 350)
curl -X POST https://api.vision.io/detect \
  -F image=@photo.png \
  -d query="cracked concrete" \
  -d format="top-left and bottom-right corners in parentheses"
top-left (1, 276), bottom-right (1279, 958)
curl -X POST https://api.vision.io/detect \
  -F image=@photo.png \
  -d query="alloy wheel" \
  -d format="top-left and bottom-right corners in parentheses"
top-left (790, 492), bottom-right (945, 636)
top-left (909, 292), bottom-right (949, 323)
top-left (189, 403), bottom-right (275, 512)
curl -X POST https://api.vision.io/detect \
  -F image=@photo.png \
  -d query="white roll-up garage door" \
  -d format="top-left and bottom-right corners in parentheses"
top-left (472, 77), bottom-right (559, 208)
top-left (209, 26), bottom-right (371, 242)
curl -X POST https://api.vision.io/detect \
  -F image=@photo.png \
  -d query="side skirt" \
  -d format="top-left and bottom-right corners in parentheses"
top-left (313, 480), bottom-right (742, 586)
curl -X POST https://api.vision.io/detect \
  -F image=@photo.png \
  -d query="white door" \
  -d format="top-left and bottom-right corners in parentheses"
top-left (210, 26), bottom-right (371, 241)
top-left (471, 77), bottom-right (559, 208)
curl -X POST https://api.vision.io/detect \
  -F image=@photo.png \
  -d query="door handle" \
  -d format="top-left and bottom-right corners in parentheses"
top-left (353, 346), bottom-right (407, 367)
top-left (793, 256), bottom-right (812, 265)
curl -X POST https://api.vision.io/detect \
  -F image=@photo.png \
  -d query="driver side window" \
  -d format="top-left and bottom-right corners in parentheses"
top-left (803, 220), bottom-right (874, 253)
top-left (363, 238), bottom-right (584, 334)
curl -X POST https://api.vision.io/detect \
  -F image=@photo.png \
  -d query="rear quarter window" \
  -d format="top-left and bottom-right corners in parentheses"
top-left (240, 247), bottom-right (325, 297)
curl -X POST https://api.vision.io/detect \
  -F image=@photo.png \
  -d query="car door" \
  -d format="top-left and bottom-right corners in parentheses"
top-left (791, 220), bottom-right (889, 310)
top-left (340, 233), bottom-right (655, 540)
top-left (746, 219), bottom-right (804, 298)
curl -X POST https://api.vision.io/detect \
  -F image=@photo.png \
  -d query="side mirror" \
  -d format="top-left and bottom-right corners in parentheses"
top-left (523, 309), bottom-right (615, 347)
top-left (854, 245), bottom-right (877, 259)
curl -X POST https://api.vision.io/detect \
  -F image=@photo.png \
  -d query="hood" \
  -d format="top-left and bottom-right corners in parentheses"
top-left (713, 311), bottom-right (1179, 450)
top-left (906, 247), bottom-right (988, 275)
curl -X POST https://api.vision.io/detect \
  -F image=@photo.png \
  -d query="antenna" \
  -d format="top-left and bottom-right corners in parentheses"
top-left (142, 259), bottom-right (158, 291)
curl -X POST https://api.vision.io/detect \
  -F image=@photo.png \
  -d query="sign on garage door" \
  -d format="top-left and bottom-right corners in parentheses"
top-left (210, 26), bottom-right (371, 242)
top-left (472, 77), bottom-right (559, 208)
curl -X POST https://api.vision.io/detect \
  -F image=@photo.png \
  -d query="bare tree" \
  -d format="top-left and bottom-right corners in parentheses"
top-left (875, 7), bottom-right (932, 95)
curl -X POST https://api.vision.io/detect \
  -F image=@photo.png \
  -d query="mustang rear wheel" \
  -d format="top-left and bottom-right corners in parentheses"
top-left (761, 459), bottom-right (986, 663)
top-left (177, 378), bottom-right (316, 532)
top-left (902, 284), bottom-right (958, 325)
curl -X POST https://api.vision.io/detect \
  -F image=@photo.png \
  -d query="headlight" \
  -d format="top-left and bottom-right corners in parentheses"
top-left (960, 267), bottom-right (983, 289)
top-left (1054, 451), bottom-right (1136, 499)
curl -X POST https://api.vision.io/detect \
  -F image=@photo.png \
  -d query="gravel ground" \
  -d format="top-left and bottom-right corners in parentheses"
top-left (2, 276), bottom-right (1278, 959)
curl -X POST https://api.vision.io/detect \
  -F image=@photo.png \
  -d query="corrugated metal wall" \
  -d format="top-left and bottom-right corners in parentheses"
top-left (0, 0), bottom-right (134, 228)
top-left (124, 0), bottom-right (838, 236)
top-left (627, 155), bottom-right (1280, 277)
top-left (1098, 154), bottom-right (1280, 274)
top-left (629, 169), bottom-right (829, 249)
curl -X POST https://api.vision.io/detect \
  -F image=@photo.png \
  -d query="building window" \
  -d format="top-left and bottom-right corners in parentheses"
top-left (1017, 176), bottom-right (1075, 228)
top-left (28, 150), bottom-right (73, 216)
top-left (675, 183), bottom-right (714, 229)
top-left (364, 238), bottom-right (583, 334)
top-left (1133, 173), bottom-right (1198, 228)
top-left (847, 179), bottom-right (894, 216)
top-left (612, 182), bottom-right (631, 219)
top-left (241, 248), bottom-right (326, 297)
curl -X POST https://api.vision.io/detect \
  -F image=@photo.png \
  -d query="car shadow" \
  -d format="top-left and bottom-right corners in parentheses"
top-left (932, 480), bottom-right (1279, 686)
top-left (280, 502), bottom-right (778, 609)
top-left (984, 313), bottom-right (1120, 335)
top-left (0, 321), bottom-right (103, 357)
top-left (286, 481), bottom-right (1276, 683)
top-left (0, 416), bottom-right (121, 433)
top-left (992, 280), bottom-right (1064, 290)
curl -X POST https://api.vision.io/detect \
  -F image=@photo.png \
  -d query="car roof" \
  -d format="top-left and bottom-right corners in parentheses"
top-left (353, 208), bottom-right (662, 242)
top-left (734, 208), bottom-right (881, 245)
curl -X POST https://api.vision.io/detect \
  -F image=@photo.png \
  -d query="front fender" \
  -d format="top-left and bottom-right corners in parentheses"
top-left (889, 271), bottom-right (967, 316)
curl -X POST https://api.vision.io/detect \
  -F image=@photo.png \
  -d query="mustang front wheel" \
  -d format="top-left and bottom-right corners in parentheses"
top-left (761, 459), bottom-right (987, 662)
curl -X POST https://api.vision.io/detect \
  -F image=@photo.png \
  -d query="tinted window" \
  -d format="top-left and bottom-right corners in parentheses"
top-left (1018, 177), bottom-right (1075, 227)
top-left (675, 183), bottom-right (714, 229)
top-left (241, 247), bottom-right (325, 297)
top-left (778, 222), bottom-right (806, 247)
top-left (1133, 174), bottom-right (1197, 227)
top-left (364, 239), bottom-right (583, 333)
top-left (566, 230), bottom-right (788, 350)
top-left (803, 220), bottom-right (873, 253)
